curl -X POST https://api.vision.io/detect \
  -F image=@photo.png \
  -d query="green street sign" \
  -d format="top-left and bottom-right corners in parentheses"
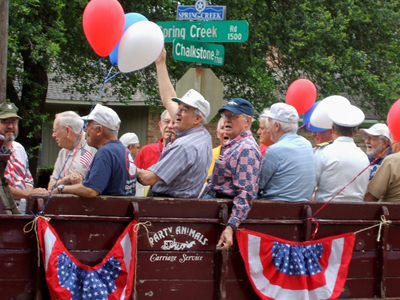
top-left (158, 20), bottom-right (248, 43)
top-left (173, 39), bottom-right (225, 66)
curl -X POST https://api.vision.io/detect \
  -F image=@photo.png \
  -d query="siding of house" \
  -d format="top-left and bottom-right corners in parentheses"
top-left (41, 103), bottom-right (149, 167)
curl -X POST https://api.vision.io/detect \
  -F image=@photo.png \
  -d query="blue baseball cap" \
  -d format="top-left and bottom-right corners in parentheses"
top-left (218, 98), bottom-right (254, 117)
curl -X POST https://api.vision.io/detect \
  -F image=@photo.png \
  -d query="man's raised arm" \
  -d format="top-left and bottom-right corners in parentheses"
top-left (155, 48), bottom-right (179, 120)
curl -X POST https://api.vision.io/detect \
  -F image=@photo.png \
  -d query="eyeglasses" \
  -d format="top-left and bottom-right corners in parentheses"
top-left (221, 113), bottom-right (242, 120)
top-left (84, 121), bottom-right (99, 131)
top-left (1, 119), bottom-right (18, 126)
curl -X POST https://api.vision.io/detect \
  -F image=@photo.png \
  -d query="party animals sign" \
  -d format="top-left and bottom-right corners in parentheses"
top-left (177, 0), bottom-right (226, 20)
top-left (148, 225), bottom-right (209, 264)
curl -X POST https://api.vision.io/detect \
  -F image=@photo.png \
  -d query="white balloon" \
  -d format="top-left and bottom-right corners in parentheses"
top-left (118, 21), bottom-right (164, 73)
top-left (310, 95), bottom-right (351, 129)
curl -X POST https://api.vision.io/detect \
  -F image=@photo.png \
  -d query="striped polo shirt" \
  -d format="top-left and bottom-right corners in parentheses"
top-left (149, 126), bottom-right (212, 198)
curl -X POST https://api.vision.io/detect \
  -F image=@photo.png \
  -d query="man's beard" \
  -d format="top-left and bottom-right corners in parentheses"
top-left (3, 131), bottom-right (17, 143)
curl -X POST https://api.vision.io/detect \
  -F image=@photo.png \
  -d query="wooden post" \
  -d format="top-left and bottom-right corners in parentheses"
top-left (0, 0), bottom-right (9, 103)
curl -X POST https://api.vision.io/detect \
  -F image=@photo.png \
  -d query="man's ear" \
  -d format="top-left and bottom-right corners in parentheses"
top-left (193, 114), bottom-right (202, 125)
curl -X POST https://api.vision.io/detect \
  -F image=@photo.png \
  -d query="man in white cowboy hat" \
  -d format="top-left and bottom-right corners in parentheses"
top-left (359, 123), bottom-right (392, 180)
top-left (258, 103), bottom-right (315, 202)
top-left (137, 51), bottom-right (212, 198)
top-left (314, 104), bottom-right (369, 202)
top-left (120, 132), bottom-right (140, 158)
top-left (53, 104), bottom-right (136, 197)
top-left (0, 102), bottom-right (48, 200)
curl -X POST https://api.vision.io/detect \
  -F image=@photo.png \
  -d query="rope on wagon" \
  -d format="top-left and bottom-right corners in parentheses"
top-left (133, 221), bottom-right (154, 247)
top-left (354, 215), bottom-right (392, 242)
top-left (23, 215), bottom-right (51, 266)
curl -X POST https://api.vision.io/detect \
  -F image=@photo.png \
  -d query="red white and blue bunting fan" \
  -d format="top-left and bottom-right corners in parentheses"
top-left (236, 229), bottom-right (355, 300)
top-left (37, 217), bottom-right (137, 300)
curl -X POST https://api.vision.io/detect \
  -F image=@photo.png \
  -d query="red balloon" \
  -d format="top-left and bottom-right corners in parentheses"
top-left (83, 0), bottom-right (125, 57)
top-left (387, 99), bottom-right (400, 141)
top-left (286, 79), bottom-right (317, 114)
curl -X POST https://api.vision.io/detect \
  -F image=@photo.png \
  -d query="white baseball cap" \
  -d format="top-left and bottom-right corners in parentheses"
top-left (172, 89), bottom-right (210, 121)
top-left (120, 132), bottom-right (139, 147)
top-left (360, 123), bottom-right (391, 140)
top-left (81, 104), bottom-right (121, 131)
top-left (328, 104), bottom-right (365, 127)
top-left (261, 103), bottom-right (299, 123)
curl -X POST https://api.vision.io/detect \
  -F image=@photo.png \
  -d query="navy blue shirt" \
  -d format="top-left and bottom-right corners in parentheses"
top-left (83, 140), bottom-right (136, 196)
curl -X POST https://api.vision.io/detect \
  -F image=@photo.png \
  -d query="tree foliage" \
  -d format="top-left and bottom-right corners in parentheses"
top-left (6, 0), bottom-right (400, 174)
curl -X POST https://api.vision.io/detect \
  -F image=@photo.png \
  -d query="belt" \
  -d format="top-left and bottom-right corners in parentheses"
top-left (205, 190), bottom-right (234, 199)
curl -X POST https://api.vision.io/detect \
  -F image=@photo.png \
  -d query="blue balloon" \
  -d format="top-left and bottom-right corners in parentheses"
top-left (109, 13), bottom-right (148, 66)
top-left (302, 101), bottom-right (326, 132)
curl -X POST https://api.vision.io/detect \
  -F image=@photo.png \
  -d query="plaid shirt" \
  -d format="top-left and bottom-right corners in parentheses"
top-left (208, 130), bottom-right (261, 228)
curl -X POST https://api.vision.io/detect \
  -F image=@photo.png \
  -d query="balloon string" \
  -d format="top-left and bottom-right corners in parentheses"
top-left (93, 58), bottom-right (103, 66)
top-left (312, 145), bottom-right (391, 219)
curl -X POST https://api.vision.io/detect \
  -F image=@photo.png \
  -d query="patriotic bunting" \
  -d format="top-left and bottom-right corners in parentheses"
top-left (236, 229), bottom-right (355, 300)
top-left (37, 217), bottom-right (137, 300)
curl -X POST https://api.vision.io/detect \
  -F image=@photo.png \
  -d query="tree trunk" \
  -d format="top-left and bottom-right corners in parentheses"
top-left (0, 0), bottom-right (9, 103)
top-left (6, 48), bottom-right (48, 186)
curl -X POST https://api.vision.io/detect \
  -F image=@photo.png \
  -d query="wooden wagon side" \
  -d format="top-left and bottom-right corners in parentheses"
top-left (1, 195), bottom-right (400, 299)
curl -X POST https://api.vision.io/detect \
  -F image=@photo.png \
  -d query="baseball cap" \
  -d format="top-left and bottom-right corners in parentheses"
top-left (0, 103), bottom-right (22, 119)
top-left (261, 103), bottom-right (298, 123)
top-left (172, 89), bottom-right (210, 120)
top-left (218, 98), bottom-right (254, 117)
top-left (120, 132), bottom-right (139, 147)
top-left (360, 123), bottom-right (391, 140)
top-left (328, 104), bottom-right (365, 127)
top-left (81, 104), bottom-right (121, 131)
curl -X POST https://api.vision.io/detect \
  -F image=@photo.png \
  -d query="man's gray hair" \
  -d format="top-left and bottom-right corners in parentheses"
top-left (193, 108), bottom-right (207, 125)
top-left (217, 117), bottom-right (224, 130)
top-left (259, 109), bottom-right (270, 126)
top-left (333, 123), bottom-right (357, 137)
top-left (160, 110), bottom-right (169, 121)
top-left (56, 111), bottom-right (84, 134)
top-left (270, 117), bottom-right (298, 133)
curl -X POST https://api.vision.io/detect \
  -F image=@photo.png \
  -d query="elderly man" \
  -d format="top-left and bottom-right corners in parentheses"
top-left (257, 109), bottom-right (274, 158)
top-left (205, 98), bottom-right (261, 251)
top-left (314, 105), bottom-right (369, 202)
top-left (0, 102), bottom-right (47, 199)
top-left (258, 103), bottom-right (315, 202)
top-left (135, 110), bottom-right (175, 170)
top-left (359, 123), bottom-right (392, 180)
top-left (311, 129), bottom-right (333, 149)
top-left (137, 50), bottom-right (212, 198)
top-left (120, 132), bottom-right (140, 158)
top-left (48, 111), bottom-right (97, 190)
top-left (53, 104), bottom-right (136, 197)
top-left (365, 139), bottom-right (400, 202)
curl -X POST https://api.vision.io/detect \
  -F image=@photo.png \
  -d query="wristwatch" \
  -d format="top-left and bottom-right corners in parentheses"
top-left (57, 184), bottom-right (65, 194)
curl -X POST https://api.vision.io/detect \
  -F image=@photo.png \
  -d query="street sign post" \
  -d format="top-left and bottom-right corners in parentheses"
top-left (176, 67), bottom-right (224, 121)
top-left (157, 20), bottom-right (249, 43)
top-left (173, 39), bottom-right (224, 66)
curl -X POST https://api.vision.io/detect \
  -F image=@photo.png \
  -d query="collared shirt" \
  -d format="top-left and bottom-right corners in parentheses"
top-left (258, 132), bottom-right (315, 202)
top-left (368, 151), bottom-right (392, 180)
top-left (367, 151), bottom-right (400, 202)
top-left (50, 134), bottom-right (97, 182)
top-left (135, 138), bottom-right (164, 170)
top-left (149, 126), bottom-right (212, 198)
top-left (4, 141), bottom-right (33, 190)
top-left (314, 136), bottom-right (370, 202)
top-left (207, 130), bottom-right (261, 229)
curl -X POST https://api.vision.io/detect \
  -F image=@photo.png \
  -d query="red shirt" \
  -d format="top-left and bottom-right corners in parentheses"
top-left (134, 138), bottom-right (164, 170)
top-left (259, 144), bottom-right (267, 159)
